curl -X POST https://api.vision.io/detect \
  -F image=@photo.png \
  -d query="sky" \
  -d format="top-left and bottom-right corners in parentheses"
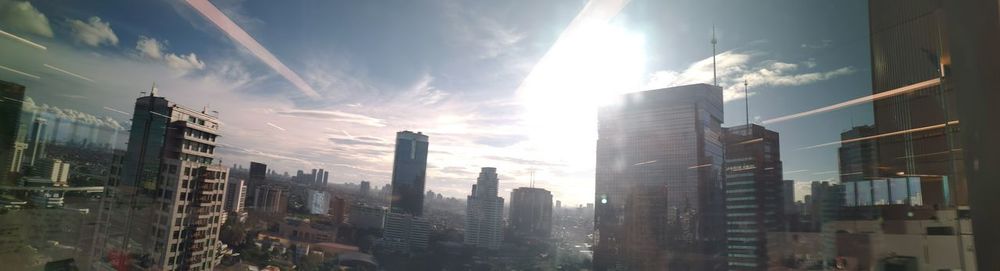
top-left (0, 0), bottom-right (875, 205)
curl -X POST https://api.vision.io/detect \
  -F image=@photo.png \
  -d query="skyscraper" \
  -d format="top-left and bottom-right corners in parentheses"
top-left (869, 0), bottom-right (963, 215)
top-left (464, 167), bottom-right (504, 250)
top-left (26, 118), bottom-right (47, 167)
top-left (224, 179), bottom-right (247, 221)
top-left (254, 184), bottom-right (288, 214)
top-left (316, 168), bottom-right (325, 185)
top-left (91, 90), bottom-right (230, 270)
top-left (359, 180), bottom-right (371, 196)
top-left (323, 170), bottom-right (329, 185)
top-left (249, 162), bottom-right (267, 183)
top-left (595, 84), bottom-right (725, 270)
top-left (247, 161), bottom-right (266, 206)
top-left (783, 180), bottom-right (796, 216)
top-left (389, 131), bottom-right (429, 216)
top-left (722, 124), bottom-right (784, 271)
top-left (509, 187), bottom-right (553, 240)
top-left (0, 80), bottom-right (25, 186)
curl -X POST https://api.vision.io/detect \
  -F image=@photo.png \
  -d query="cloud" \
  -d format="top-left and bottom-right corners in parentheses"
top-left (164, 52), bottom-right (206, 70)
top-left (474, 134), bottom-right (528, 148)
top-left (135, 36), bottom-right (164, 59)
top-left (0, 0), bottom-right (54, 37)
top-left (22, 97), bottom-right (123, 130)
top-left (329, 137), bottom-right (391, 147)
top-left (646, 50), bottom-right (855, 102)
top-left (483, 155), bottom-right (562, 167)
top-left (135, 36), bottom-right (205, 71)
top-left (68, 16), bottom-right (119, 47)
top-left (801, 39), bottom-right (833, 49)
top-left (274, 109), bottom-right (387, 127)
top-left (409, 74), bottom-right (449, 105)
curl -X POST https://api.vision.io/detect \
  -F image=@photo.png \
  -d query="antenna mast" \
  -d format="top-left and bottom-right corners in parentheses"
top-left (530, 169), bottom-right (535, 188)
top-left (712, 25), bottom-right (718, 87)
top-left (745, 80), bottom-right (750, 127)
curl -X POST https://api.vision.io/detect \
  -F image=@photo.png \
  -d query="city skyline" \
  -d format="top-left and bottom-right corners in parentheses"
top-left (0, 0), bottom-right (875, 205)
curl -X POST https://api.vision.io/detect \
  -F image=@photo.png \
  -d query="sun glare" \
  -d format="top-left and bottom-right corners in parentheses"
top-left (517, 22), bottom-right (646, 190)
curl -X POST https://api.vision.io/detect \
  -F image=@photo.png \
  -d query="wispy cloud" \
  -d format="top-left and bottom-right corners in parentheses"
top-left (0, 0), bottom-right (53, 37)
top-left (68, 16), bottom-right (119, 47)
top-left (801, 39), bottom-right (833, 49)
top-left (274, 108), bottom-right (387, 127)
top-left (646, 50), bottom-right (855, 102)
top-left (135, 36), bottom-right (205, 71)
top-left (185, 0), bottom-right (319, 97)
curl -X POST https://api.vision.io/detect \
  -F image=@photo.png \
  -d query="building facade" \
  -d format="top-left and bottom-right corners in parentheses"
top-left (246, 162), bottom-right (266, 206)
top-left (381, 212), bottom-right (430, 251)
top-left (389, 131), bottom-right (429, 216)
top-left (0, 80), bottom-right (25, 186)
top-left (464, 167), bottom-right (504, 250)
top-left (722, 124), bottom-right (784, 271)
top-left (307, 189), bottom-right (330, 215)
top-left (254, 184), bottom-right (288, 214)
top-left (224, 179), bottom-right (247, 221)
top-left (594, 84), bottom-right (725, 270)
top-left (509, 187), bottom-right (553, 240)
top-left (90, 91), bottom-right (230, 271)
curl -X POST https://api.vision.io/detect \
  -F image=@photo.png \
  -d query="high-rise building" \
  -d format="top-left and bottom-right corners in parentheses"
top-left (594, 84), bottom-right (725, 270)
top-left (31, 158), bottom-right (70, 186)
top-left (509, 187), bottom-right (553, 240)
top-left (389, 131), bottom-right (429, 216)
top-left (315, 168), bottom-right (325, 185)
top-left (783, 180), bottom-right (796, 216)
top-left (249, 162), bottom-right (267, 183)
top-left (464, 167), bottom-right (504, 250)
top-left (349, 204), bottom-right (386, 230)
top-left (0, 80), bottom-right (25, 186)
top-left (247, 162), bottom-right (267, 207)
top-left (359, 180), bottom-right (371, 196)
top-left (381, 212), bottom-right (430, 251)
top-left (224, 179), bottom-right (247, 221)
top-left (254, 184), bottom-right (288, 214)
top-left (90, 91), bottom-right (230, 270)
top-left (307, 189), bottom-right (330, 215)
top-left (786, 2), bottom-right (978, 269)
top-left (323, 170), bottom-right (329, 185)
top-left (26, 118), bottom-right (47, 167)
top-left (722, 124), bottom-right (784, 271)
top-left (330, 196), bottom-right (348, 224)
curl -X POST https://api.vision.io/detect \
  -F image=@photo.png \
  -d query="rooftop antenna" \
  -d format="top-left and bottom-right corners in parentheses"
top-left (711, 25), bottom-right (718, 87)
top-left (150, 82), bottom-right (158, 97)
top-left (744, 80), bottom-right (750, 127)
top-left (529, 168), bottom-right (536, 188)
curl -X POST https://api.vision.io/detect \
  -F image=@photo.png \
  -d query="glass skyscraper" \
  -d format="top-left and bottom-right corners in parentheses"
top-left (595, 84), bottom-right (725, 270)
top-left (389, 131), bottom-right (429, 216)
top-left (722, 124), bottom-right (783, 270)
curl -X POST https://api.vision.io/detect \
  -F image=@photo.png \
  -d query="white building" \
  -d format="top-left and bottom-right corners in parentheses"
top-left (307, 190), bottom-right (330, 215)
top-left (224, 179), bottom-right (247, 221)
top-left (464, 167), bottom-right (504, 250)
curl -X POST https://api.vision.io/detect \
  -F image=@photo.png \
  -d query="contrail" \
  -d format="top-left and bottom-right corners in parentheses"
top-left (0, 29), bottom-right (46, 50)
top-left (185, 0), bottom-right (320, 97)
top-left (266, 122), bottom-right (286, 131)
top-left (45, 64), bottom-right (95, 82)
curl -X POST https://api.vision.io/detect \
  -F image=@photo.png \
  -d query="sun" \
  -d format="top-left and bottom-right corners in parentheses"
top-left (515, 21), bottom-right (647, 203)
